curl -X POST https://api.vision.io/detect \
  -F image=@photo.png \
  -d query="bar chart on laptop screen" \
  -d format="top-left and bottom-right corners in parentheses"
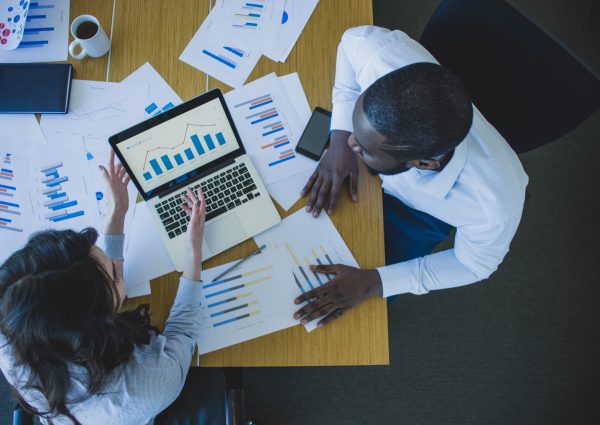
top-left (233, 93), bottom-right (297, 168)
top-left (118, 99), bottom-right (240, 193)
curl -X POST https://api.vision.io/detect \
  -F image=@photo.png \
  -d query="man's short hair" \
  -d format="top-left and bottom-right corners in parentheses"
top-left (362, 62), bottom-right (473, 159)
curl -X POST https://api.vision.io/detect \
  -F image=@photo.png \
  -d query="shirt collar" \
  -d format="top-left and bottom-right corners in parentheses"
top-left (419, 138), bottom-right (469, 199)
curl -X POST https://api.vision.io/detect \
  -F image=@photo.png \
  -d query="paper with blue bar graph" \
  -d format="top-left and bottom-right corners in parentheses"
top-left (0, 139), bottom-right (38, 264)
top-left (224, 72), bottom-right (314, 187)
top-left (197, 249), bottom-right (299, 354)
top-left (0, 136), bottom-right (101, 262)
top-left (0, 0), bottom-right (70, 63)
top-left (121, 62), bottom-right (183, 119)
top-left (254, 208), bottom-right (359, 332)
top-left (179, 7), bottom-right (262, 89)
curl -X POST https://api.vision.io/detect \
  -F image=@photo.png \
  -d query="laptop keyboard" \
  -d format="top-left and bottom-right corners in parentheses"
top-left (154, 163), bottom-right (262, 239)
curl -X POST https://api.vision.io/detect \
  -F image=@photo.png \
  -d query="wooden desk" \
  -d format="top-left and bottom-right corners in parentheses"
top-left (71, 0), bottom-right (388, 366)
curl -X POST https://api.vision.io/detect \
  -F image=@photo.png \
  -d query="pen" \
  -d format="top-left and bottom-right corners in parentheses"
top-left (210, 244), bottom-right (267, 282)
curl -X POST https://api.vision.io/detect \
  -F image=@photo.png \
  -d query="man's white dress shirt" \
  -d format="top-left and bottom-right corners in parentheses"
top-left (331, 25), bottom-right (529, 296)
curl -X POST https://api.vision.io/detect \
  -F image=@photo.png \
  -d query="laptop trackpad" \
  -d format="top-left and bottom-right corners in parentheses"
top-left (205, 213), bottom-right (247, 253)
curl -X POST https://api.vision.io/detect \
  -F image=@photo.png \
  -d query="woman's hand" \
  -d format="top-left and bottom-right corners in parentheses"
top-left (100, 150), bottom-right (131, 235)
top-left (180, 187), bottom-right (207, 281)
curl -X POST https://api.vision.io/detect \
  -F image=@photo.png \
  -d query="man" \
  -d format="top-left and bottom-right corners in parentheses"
top-left (293, 25), bottom-right (528, 327)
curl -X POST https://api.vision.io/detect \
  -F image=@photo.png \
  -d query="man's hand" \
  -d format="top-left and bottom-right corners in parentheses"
top-left (100, 149), bottom-right (131, 235)
top-left (293, 264), bottom-right (382, 328)
top-left (180, 187), bottom-right (206, 281)
top-left (301, 130), bottom-right (359, 217)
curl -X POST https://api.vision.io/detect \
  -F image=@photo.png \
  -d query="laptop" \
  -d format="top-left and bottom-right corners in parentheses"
top-left (109, 89), bottom-right (280, 271)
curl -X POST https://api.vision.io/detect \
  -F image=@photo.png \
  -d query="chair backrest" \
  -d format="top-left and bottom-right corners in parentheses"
top-left (420, 0), bottom-right (600, 153)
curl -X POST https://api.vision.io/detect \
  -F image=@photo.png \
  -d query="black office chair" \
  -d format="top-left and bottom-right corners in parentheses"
top-left (419, 0), bottom-right (600, 153)
top-left (12, 368), bottom-right (252, 425)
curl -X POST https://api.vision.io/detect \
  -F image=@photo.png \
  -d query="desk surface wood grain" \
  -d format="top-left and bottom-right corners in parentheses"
top-left (70, 0), bottom-right (388, 367)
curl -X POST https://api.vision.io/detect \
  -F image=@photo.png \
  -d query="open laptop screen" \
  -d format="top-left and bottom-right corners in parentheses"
top-left (111, 91), bottom-right (242, 200)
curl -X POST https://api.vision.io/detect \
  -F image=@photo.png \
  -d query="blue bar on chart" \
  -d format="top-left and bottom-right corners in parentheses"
top-left (215, 132), bottom-right (226, 146)
top-left (224, 46), bottom-right (244, 57)
top-left (145, 102), bottom-right (158, 114)
top-left (202, 49), bottom-right (237, 69)
top-left (149, 159), bottom-right (163, 175)
top-left (234, 94), bottom-right (273, 110)
top-left (184, 148), bottom-right (195, 160)
top-left (29, 3), bottom-right (55, 10)
top-left (161, 155), bottom-right (174, 170)
top-left (249, 108), bottom-right (278, 125)
top-left (262, 122), bottom-right (284, 136)
top-left (46, 176), bottom-right (68, 187)
top-left (143, 172), bottom-right (152, 181)
top-left (39, 161), bottom-right (85, 224)
top-left (23, 26), bottom-right (54, 34)
top-left (191, 135), bottom-right (205, 156)
top-left (174, 154), bottom-right (184, 166)
top-left (203, 135), bottom-right (216, 151)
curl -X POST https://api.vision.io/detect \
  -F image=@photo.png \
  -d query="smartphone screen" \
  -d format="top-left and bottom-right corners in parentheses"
top-left (0, 64), bottom-right (72, 113)
top-left (295, 107), bottom-right (332, 161)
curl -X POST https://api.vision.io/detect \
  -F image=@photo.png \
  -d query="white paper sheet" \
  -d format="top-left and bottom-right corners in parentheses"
top-left (262, 0), bottom-right (319, 62)
top-left (123, 202), bottom-right (174, 294)
top-left (121, 62), bottom-right (183, 119)
top-left (179, 11), bottom-right (262, 89)
top-left (207, 0), bottom-right (284, 53)
top-left (0, 136), bottom-right (105, 265)
top-left (0, 0), bottom-right (70, 63)
top-left (266, 167), bottom-right (312, 210)
top-left (254, 209), bottom-right (359, 332)
top-left (0, 114), bottom-right (47, 145)
top-left (196, 247), bottom-right (299, 354)
top-left (40, 80), bottom-right (149, 139)
top-left (263, 72), bottom-right (315, 209)
top-left (0, 137), bottom-right (39, 264)
top-left (224, 73), bottom-right (314, 187)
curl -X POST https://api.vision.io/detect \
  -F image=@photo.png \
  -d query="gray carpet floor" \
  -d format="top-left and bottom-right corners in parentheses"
top-left (1, 0), bottom-right (598, 423)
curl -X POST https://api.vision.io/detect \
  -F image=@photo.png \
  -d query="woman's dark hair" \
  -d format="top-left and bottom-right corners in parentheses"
top-left (0, 228), bottom-right (157, 422)
top-left (362, 62), bottom-right (474, 159)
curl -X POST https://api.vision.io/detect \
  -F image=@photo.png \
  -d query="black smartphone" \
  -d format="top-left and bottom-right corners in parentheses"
top-left (0, 63), bottom-right (73, 113)
top-left (295, 107), bottom-right (332, 161)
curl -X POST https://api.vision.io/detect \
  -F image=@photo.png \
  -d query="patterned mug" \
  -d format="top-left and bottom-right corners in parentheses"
top-left (0, 0), bottom-right (30, 50)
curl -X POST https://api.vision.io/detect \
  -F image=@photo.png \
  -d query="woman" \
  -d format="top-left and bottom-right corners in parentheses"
top-left (0, 151), bottom-right (206, 424)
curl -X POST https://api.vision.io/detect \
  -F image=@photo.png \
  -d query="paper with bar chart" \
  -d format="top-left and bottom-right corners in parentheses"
top-left (0, 144), bottom-right (32, 264)
top-left (197, 250), bottom-right (298, 354)
top-left (262, 0), bottom-right (319, 62)
top-left (30, 146), bottom-right (98, 231)
top-left (179, 10), bottom-right (261, 89)
top-left (208, 0), bottom-right (283, 50)
top-left (0, 0), bottom-right (70, 63)
top-left (254, 209), bottom-right (359, 332)
top-left (225, 73), bottom-right (315, 186)
top-left (117, 97), bottom-right (239, 193)
top-left (121, 62), bottom-right (183, 119)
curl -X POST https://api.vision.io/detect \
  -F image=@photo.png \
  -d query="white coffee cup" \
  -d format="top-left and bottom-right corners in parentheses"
top-left (68, 15), bottom-right (110, 59)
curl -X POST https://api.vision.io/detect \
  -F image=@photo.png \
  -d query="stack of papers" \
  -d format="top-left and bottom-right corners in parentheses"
top-left (0, 0), bottom-right (70, 63)
top-left (225, 72), bottom-right (316, 210)
top-left (180, 0), bottom-right (319, 88)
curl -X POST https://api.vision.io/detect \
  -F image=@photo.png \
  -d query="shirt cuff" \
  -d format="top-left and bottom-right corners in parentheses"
top-left (376, 262), bottom-right (416, 297)
top-left (174, 277), bottom-right (203, 304)
top-left (330, 102), bottom-right (355, 132)
top-left (103, 234), bottom-right (125, 261)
